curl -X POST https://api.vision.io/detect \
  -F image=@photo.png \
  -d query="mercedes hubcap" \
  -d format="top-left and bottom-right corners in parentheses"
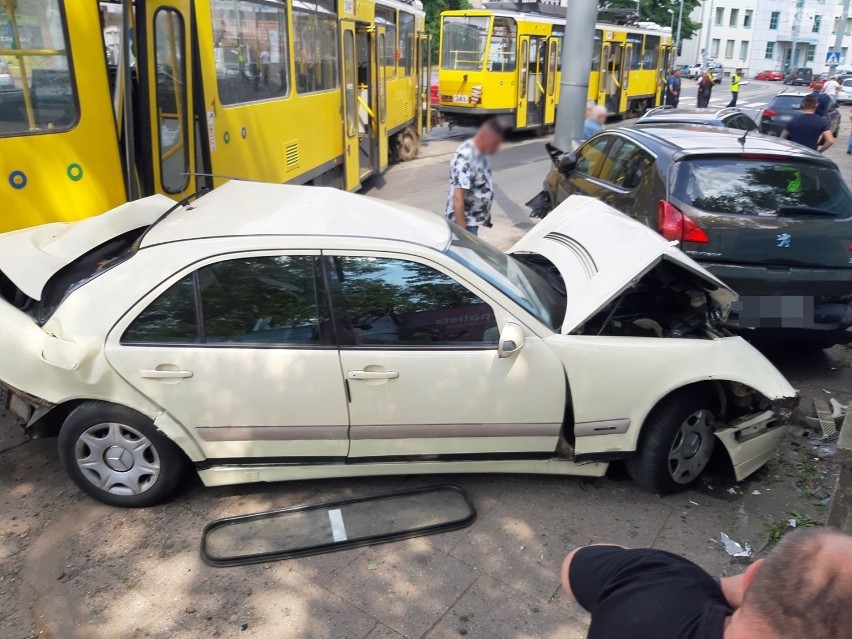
top-left (74, 422), bottom-right (161, 496)
top-left (668, 409), bottom-right (715, 484)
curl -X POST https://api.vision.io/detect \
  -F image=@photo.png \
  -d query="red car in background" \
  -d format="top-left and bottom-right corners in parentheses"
top-left (755, 69), bottom-right (784, 81)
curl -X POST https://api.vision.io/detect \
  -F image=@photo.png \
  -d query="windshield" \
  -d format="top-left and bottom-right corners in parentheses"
top-left (441, 16), bottom-right (489, 71)
top-left (673, 158), bottom-right (852, 218)
top-left (487, 17), bottom-right (516, 72)
top-left (446, 231), bottom-right (565, 331)
top-left (770, 95), bottom-right (807, 110)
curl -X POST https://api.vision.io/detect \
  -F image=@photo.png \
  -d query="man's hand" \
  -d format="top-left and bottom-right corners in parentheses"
top-left (818, 129), bottom-right (835, 152)
top-left (453, 187), bottom-right (468, 227)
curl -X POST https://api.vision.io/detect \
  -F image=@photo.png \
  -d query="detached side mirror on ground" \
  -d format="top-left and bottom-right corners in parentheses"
top-left (497, 322), bottom-right (525, 358)
top-left (557, 152), bottom-right (577, 175)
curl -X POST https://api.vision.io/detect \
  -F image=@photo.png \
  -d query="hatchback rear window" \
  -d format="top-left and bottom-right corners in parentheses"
top-left (672, 158), bottom-right (852, 218)
top-left (769, 95), bottom-right (806, 110)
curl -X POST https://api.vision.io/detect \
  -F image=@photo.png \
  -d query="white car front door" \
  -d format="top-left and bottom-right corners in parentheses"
top-left (105, 252), bottom-right (351, 462)
top-left (324, 253), bottom-right (567, 459)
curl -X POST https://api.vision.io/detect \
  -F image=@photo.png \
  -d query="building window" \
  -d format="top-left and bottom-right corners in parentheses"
top-left (807, 44), bottom-right (816, 62)
top-left (813, 15), bottom-right (821, 33)
top-left (725, 39), bottom-right (734, 59)
top-left (765, 41), bottom-right (775, 59)
top-left (833, 17), bottom-right (839, 34)
top-left (729, 8), bottom-right (739, 27)
top-left (770, 11), bottom-right (780, 30)
top-left (740, 41), bottom-right (749, 59)
top-left (842, 47), bottom-right (849, 64)
top-left (711, 39), bottom-right (720, 58)
top-left (743, 9), bottom-right (753, 28)
top-left (847, 18), bottom-right (852, 36)
top-left (715, 7), bottom-right (724, 26)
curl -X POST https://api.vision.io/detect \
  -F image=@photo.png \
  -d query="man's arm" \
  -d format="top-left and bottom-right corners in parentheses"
top-left (818, 128), bottom-right (835, 152)
top-left (780, 129), bottom-right (790, 139)
top-left (452, 187), bottom-right (468, 227)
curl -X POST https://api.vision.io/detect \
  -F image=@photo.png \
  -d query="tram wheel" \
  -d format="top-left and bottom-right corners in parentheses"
top-left (395, 127), bottom-right (420, 163)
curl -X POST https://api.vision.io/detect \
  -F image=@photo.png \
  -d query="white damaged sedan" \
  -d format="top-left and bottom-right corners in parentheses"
top-left (0, 182), bottom-right (796, 507)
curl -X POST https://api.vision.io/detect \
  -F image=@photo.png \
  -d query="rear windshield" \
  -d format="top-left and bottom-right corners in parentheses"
top-left (769, 95), bottom-right (806, 110)
top-left (672, 158), bottom-right (852, 218)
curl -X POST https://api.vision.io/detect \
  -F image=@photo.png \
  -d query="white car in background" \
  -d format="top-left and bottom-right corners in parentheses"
top-left (836, 78), bottom-right (852, 104)
top-left (0, 182), bottom-right (796, 507)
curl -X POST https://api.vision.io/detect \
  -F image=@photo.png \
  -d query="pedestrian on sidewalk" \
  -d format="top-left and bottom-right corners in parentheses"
top-left (727, 68), bottom-right (742, 107)
top-left (781, 94), bottom-right (834, 152)
top-left (665, 68), bottom-right (681, 107)
top-left (444, 118), bottom-right (506, 236)
top-left (697, 71), bottom-right (713, 108)
top-left (560, 527), bottom-right (852, 639)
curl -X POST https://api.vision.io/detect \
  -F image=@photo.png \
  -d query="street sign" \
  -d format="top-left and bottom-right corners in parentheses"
top-left (826, 51), bottom-right (840, 66)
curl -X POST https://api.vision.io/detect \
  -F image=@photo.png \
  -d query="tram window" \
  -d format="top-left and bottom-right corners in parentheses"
top-left (551, 28), bottom-right (564, 71)
top-left (643, 35), bottom-right (660, 70)
top-left (627, 36), bottom-right (642, 70)
top-left (293, 0), bottom-right (339, 93)
top-left (399, 12), bottom-right (415, 76)
top-left (488, 17), bottom-right (516, 72)
top-left (376, 7), bottom-right (397, 78)
top-left (591, 31), bottom-right (602, 71)
top-left (441, 15), bottom-right (488, 71)
top-left (0, 0), bottom-right (78, 137)
top-left (154, 9), bottom-right (189, 194)
top-left (211, 0), bottom-right (290, 106)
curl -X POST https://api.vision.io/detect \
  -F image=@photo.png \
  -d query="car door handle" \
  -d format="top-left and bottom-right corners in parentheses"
top-left (347, 370), bottom-right (399, 380)
top-left (139, 369), bottom-right (194, 379)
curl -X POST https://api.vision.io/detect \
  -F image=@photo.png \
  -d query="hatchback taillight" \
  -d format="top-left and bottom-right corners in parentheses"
top-left (762, 108), bottom-right (777, 118)
top-left (658, 201), bottom-right (709, 244)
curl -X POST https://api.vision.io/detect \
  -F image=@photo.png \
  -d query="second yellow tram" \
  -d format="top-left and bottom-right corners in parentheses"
top-left (438, 2), bottom-right (674, 130)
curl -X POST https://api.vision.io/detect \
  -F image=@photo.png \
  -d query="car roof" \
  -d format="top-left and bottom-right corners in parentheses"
top-left (610, 125), bottom-right (829, 161)
top-left (139, 181), bottom-right (452, 250)
top-left (637, 108), bottom-right (743, 125)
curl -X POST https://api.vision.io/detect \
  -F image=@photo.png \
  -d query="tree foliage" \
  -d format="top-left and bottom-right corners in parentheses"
top-left (423, 0), bottom-right (473, 42)
top-left (600, 0), bottom-right (701, 42)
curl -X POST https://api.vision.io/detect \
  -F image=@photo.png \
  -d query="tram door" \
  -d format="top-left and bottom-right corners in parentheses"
top-left (355, 25), bottom-right (379, 179)
top-left (342, 24), bottom-right (360, 190)
top-left (544, 37), bottom-right (559, 124)
top-left (600, 41), bottom-right (623, 114)
top-left (524, 36), bottom-right (546, 127)
top-left (516, 37), bottom-right (529, 128)
top-left (418, 33), bottom-right (433, 134)
top-left (658, 44), bottom-right (674, 106)
top-left (142, 1), bottom-right (197, 198)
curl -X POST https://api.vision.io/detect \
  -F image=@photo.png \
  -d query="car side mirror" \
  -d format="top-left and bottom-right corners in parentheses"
top-left (498, 322), bottom-right (525, 359)
top-left (557, 153), bottom-right (577, 175)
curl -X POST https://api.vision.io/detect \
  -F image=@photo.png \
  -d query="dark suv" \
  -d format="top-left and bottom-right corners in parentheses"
top-left (784, 67), bottom-right (813, 86)
top-left (527, 126), bottom-right (852, 346)
top-left (759, 92), bottom-right (840, 137)
top-left (637, 106), bottom-right (757, 131)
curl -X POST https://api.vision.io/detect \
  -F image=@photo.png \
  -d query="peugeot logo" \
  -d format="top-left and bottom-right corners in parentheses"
top-left (776, 233), bottom-right (791, 248)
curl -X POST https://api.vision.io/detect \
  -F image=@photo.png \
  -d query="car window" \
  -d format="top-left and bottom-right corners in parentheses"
top-left (200, 256), bottom-right (323, 344)
top-left (122, 256), bottom-right (326, 345)
top-left (672, 158), bottom-right (852, 218)
top-left (724, 114), bottom-right (755, 131)
top-left (123, 274), bottom-right (199, 343)
top-left (596, 138), bottom-right (653, 189)
top-left (575, 136), bottom-right (610, 177)
top-left (332, 256), bottom-right (498, 347)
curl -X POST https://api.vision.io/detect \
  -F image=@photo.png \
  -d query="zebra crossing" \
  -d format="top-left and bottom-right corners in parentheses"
top-left (676, 95), bottom-right (767, 109)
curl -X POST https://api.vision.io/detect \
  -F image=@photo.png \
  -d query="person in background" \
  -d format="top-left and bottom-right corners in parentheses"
top-left (727, 67), bottom-right (742, 107)
top-left (584, 99), bottom-right (596, 120)
top-left (822, 75), bottom-right (840, 107)
top-left (665, 68), bottom-right (681, 107)
top-left (583, 105), bottom-right (607, 139)
top-left (847, 109), bottom-right (852, 155)
top-left (697, 71), bottom-right (713, 108)
top-left (809, 81), bottom-right (831, 116)
top-left (781, 94), bottom-right (835, 152)
top-left (560, 527), bottom-right (852, 639)
top-left (444, 118), bottom-right (506, 236)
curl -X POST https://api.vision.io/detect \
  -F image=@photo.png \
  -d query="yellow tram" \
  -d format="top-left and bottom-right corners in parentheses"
top-left (438, 2), bottom-right (674, 130)
top-left (0, 0), bottom-right (432, 233)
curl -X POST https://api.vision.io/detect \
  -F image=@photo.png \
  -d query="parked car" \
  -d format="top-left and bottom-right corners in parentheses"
top-left (759, 91), bottom-right (840, 137)
top-left (637, 106), bottom-right (757, 131)
top-left (527, 126), bottom-right (852, 348)
top-left (686, 62), bottom-right (722, 82)
top-left (0, 182), bottom-right (796, 505)
top-left (836, 78), bottom-right (852, 104)
top-left (755, 69), bottom-right (784, 81)
top-left (783, 67), bottom-right (813, 86)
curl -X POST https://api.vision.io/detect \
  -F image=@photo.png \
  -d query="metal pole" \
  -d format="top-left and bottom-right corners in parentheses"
top-left (830, 0), bottom-right (851, 77)
top-left (635, 0), bottom-right (640, 19)
top-left (121, 0), bottom-right (138, 200)
top-left (675, 0), bottom-right (684, 56)
top-left (553, 0), bottom-right (597, 151)
top-left (702, 0), bottom-right (715, 69)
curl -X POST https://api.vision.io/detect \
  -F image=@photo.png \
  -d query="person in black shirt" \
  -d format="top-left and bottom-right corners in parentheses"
top-left (560, 527), bottom-right (852, 639)
top-left (781, 94), bottom-right (835, 152)
top-left (809, 81), bottom-right (832, 116)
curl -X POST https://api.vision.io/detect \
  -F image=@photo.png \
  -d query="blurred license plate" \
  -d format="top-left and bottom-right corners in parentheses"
top-left (777, 115), bottom-right (792, 122)
top-left (730, 296), bottom-right (814, 328)
top-left (452, 95), bottom-right (469, 103)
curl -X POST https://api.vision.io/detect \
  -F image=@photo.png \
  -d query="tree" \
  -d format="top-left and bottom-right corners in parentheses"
top-left (423, 0), bottom-right (472, 43)
top-left (600, 0), bottom-right (701, 42)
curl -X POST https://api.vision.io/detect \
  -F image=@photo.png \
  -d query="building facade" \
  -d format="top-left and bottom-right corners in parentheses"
top-left (678, 0), bottom-right (852, 77)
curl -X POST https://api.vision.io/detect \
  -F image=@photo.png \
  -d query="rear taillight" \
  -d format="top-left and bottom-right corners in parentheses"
top-left (658, 201), bottom-right (709, 244)
top-left (762, 108), bottom-right (777, 118)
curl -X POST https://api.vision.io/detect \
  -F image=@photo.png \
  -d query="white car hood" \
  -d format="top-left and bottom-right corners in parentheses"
top-left (509, 195), bottom-right (737, 334)
top-left (0, 195), bottom-right (173, 301)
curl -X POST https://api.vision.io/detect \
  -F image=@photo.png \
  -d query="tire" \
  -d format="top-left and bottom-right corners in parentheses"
top-left (626, 391), bottom-right (717, 494)
top-left (394, 126), bottom-right (420, 163)
top-left (58, 402), bottom-right (186, 507)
